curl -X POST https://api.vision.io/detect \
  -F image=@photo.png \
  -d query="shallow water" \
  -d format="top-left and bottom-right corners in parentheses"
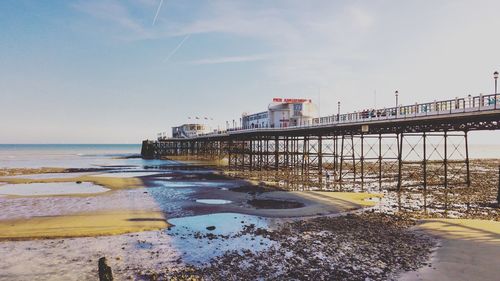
top-left (1, 172), bottom-right (93, 180)
top-left (196, 199), bottom-right (233, 204)
top-left (0, 182), bottom-right (110, 196)
top-left (0, 144), bottom-right (176, 168)
top-left (167, 213), bottom-right (275, 264)
top-left (92, 171), bottom-right (161, 178)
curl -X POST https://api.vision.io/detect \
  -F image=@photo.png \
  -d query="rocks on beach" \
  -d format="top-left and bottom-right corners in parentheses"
top-left (139, 213), bottom-right (436, 281)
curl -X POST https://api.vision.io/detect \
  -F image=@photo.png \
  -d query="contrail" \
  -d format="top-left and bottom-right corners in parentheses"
top-left (164, 34), bottom-right (191, 62)
top-left (152, 0), bottom-right (164, 26)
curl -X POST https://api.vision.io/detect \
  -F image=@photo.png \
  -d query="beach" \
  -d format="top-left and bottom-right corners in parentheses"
top-left (0, 145), bottom-right (499, 280)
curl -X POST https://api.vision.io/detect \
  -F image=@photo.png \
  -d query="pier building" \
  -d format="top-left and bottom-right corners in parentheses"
top-left (171, 123), bottom-right (211, 139)
top-left (242, 98), bottom-right (318, 129)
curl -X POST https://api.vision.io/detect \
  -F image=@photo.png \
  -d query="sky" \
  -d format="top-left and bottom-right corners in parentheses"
top-left (1, 0), bottom-right (500, 144)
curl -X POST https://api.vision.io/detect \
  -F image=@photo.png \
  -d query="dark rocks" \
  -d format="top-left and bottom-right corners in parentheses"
top-left (206, 226), bottom-right (216, 231)
top-left (146, 213), bottom-right (435, 281)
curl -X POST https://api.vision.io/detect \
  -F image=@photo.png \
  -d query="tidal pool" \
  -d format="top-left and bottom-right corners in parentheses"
top-left (1, 172), bottom-right (93, 180)
top-left (247, 199), bottom-right (305, 209)
top-left (167, 213), bottom-right (275, 264)
top-left (196, 199), bottom-right (233, 204)
top-left (0, 182), bottom-right (110, 196)
top-left (92, 171), bottom-right (160, 178)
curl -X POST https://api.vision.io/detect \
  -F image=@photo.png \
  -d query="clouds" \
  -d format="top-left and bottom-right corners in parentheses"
top-left (3, 0), bottom-right (500, 143)
top-left (161, 1), bottom-right (380, 86)
top-left (71, 0), bottom-right (383, 87)
top-left (74, 0), bottom-right (148, 35)
top-left (60, 0), bottom-right (500, 96)
top-left (186, 54), bottom-right (273, 65)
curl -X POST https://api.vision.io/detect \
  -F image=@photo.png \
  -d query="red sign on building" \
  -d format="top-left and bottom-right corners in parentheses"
top-left (272, 98), bottom-right (311, 103)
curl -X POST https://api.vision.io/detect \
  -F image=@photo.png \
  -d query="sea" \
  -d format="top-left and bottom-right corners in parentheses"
top-left (1, 143), bottom-right (500, 169)
top-left (0, 144), bottom-right (149, 169)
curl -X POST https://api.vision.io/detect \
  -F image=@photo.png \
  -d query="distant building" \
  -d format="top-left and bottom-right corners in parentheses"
top-left (242, 98), bottom-right (318, 129)
top-left (171, 124), bottom-right (211, 138)
top-left (242, 111), bottom-right (269, 129)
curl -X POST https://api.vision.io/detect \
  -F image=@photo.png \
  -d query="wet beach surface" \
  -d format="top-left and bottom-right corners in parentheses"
top-left (0, 158), bottom-right (383, 280)
top-left (2, 155), bottom-right (498, 280)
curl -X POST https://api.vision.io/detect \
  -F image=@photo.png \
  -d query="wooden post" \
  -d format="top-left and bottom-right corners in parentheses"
top-left (98, 257), bottom-right (113, 281)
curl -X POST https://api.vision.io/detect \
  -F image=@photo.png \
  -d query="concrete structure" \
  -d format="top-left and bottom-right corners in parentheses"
top-left (242, 98), bottom-right (318, 129)
top-left (242, 111), bottom-right (268, 129)
top-left (268, 98), bottom-right (318, 128)
top-left (171, 124), bottom-right (211, 139)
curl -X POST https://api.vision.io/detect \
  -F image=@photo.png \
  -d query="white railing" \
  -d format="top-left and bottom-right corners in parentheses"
top-left (164, 93), bottom-right (500, 139)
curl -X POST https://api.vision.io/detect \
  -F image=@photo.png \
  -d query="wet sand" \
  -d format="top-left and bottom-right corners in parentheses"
top-left (0, 171), bottom-right (380, 240)
top-left (1, 162), bottom-right (497, 280)
top-left (399, 219), bottom-right (500, 281)
top-left (0, 210), bottom-right (168, 240)
top-left (0, 167), bottom-right (391, 280)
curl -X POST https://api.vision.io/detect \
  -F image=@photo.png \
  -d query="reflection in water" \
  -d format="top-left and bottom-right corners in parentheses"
top-left (1, 172), bottom-right (94, 179)
top-left (167, 213), bottom-right (275, 264)
top-left (92, 171), bottom-right (161, 178)
top-left (196, 199), bottom-right (233, 204)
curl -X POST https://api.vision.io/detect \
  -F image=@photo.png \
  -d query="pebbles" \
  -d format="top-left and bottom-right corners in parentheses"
top-left (140, 213), bottom-right (435, 280)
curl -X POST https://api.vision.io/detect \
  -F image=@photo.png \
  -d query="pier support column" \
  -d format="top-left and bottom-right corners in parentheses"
top-left (318, 135), bottom-right (323, 187)
top-left (397, 133), bottom-right (404, 191)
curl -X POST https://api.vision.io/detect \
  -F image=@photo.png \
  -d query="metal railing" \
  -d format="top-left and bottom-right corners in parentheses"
top-left (162, 93), bottom-right (500, 139)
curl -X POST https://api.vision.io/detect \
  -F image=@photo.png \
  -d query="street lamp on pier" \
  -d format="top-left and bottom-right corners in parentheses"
top-left (495, 71), bottom-right (499, 109)
top-left (395, 90), bottom-right (399, 116)
top-left (494, 71), bottom-right (499, 94)
top-left (337, 101), bottom-right (341, 121)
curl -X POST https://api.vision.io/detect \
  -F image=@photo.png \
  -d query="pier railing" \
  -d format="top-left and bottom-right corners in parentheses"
top-left (160, 93), bottom-right (499, 139)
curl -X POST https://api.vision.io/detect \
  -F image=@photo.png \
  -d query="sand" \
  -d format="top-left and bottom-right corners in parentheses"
top-left (416, 218), bottom-right (500, 242)
top-left (307, 191), bottom-right (383, 207)
top-left (0, 175), bottom-right (143, 190)
top-left (0, 182), bottom-right (110, 196)
top-left (0, 210), bottom-right (169, 240)
top-left (0, 167), bottom-right (67, 177)
top-left (400, 218), bottom-right (500, 281)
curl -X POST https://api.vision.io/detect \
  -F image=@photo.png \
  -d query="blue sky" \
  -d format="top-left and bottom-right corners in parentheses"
top-left (1, 0), bottom-right (500, 143)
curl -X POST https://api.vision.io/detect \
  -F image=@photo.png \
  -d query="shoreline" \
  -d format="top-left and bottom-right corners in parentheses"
top-left (0, 158), bottom-right (499, 280)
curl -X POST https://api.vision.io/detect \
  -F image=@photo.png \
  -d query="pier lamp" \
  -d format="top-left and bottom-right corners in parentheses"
top-left (494, 71), bottom-right (499, 94)
top-left (494, 72), bottom-right (498, 110)
top-left (395, 90), bottom-right (399, 108)
top-left (337, 101), bottom-right (341, 120)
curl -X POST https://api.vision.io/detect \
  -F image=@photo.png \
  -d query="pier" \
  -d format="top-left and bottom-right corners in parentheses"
top-left (142, 93), bottom-right (500, 191)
